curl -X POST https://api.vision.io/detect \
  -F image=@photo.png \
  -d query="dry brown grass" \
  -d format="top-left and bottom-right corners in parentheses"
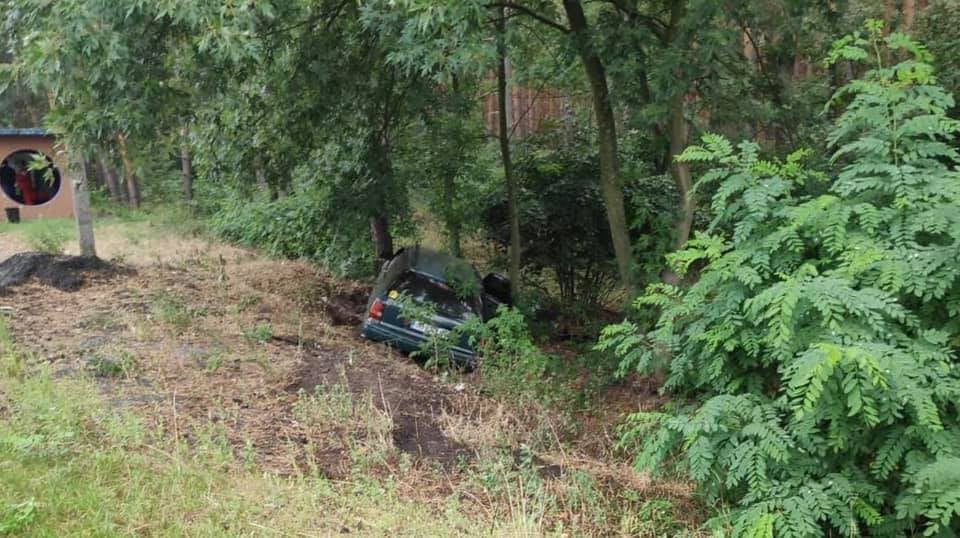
top-left (0, 216), bottom-right (705, 536)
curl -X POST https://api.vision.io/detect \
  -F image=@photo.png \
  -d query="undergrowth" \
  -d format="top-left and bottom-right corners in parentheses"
top-left (17, 218), bottom-right (73, 255)
top-left (208, 189), bottom-right (374, 278)
top-left (466, 306), bottom-right (620, 411)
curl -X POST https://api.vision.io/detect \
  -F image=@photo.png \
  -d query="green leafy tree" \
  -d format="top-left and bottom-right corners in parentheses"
top-left (190, 0), bottom-right (436, 266)
top-left (384, 0), bottom-right (528, 293)
top-left (397, 79), bottom-right (493, 258)
top-left (913, 0), bottom-right (960, 114)
top-left (392, 0), bottom-right (637, 291)
top-left (599, 23), bottom-right (960, 536)
top-left (2, 0), bottom-right (267, 206)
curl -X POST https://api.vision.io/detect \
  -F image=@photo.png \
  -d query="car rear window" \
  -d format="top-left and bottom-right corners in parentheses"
top-left (393, 271), bottom-right (478, 321)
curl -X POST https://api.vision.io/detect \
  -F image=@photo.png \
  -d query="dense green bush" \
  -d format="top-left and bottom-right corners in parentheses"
top-left (466, 306), bottom-right (553, 399)
top-left (481, 127), bottom-right (613, 307)
top-left (465, 307), bottom-right (620, 409)
top-left (599, 24), bottom-right (960, 536)
top-left (482, 125), bottom-right (675, 309)
top-left (208, 188), bottom-right (374, 278)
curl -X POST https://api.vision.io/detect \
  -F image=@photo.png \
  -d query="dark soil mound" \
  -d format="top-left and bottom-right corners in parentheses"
top-left (0, 252), bottom-right (120, 293)
top-left (393, 413), bottom-right (471, 467)
top-left (323, 287), bottom-right (368, 326)
top-left (286, 341), bottom-right (472, 468)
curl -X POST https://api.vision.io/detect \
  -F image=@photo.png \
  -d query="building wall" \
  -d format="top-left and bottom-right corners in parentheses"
top-left (482, 82), bottom-right (571, 140)
top-left (0, 135), bottom-right (74, 220)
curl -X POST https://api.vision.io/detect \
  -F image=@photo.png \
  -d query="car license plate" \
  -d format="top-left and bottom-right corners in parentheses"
top-left (411, 320), bottom-right (448, 336)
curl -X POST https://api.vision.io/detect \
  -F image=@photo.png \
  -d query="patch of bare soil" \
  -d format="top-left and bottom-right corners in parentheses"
top-left (286, 339), bottom-right (471, 468)
top-left (230, 260), bottom-right (369, 326)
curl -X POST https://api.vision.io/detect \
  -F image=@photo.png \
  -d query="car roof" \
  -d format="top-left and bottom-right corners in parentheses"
top-left (396, 245), bottom-right (473, 282)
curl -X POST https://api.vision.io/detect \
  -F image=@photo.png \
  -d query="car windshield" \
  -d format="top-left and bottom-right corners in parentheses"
top-left (393, 271), bottom-right (477, 322)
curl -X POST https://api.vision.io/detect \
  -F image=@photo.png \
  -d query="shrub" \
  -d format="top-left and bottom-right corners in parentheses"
top-left (481, 124), bottom-right (675, 310)
top-left (459, 306), bottom-right (621, 409)
top-left (599, 23), bottom-right (960, 536)
top-left (243, 323), bottom-right (273, 344)
top-left (442, 259), bottom-right (481, 300)
top-left (23, 220), bottom-right (72, 255)
top-left (470, 307), bottom-right (550, 390)
top-left (208, 188), bottom-right (374, 278)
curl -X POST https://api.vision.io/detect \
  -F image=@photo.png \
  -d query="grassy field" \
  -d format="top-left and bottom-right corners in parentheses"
top-left (0, 319), bottom-right (483, 536)
top-left (0, 214), bottom-right (701, 537)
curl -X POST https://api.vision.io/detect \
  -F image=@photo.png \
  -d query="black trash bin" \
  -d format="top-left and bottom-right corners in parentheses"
top-left (4, 207), bottom-right (20, 223)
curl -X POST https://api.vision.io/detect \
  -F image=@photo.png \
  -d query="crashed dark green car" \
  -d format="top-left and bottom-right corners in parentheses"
top-left (360, 246), bottom-right (511, 367)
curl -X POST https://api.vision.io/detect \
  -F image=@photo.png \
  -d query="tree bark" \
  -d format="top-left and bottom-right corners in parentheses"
top-left (497, 5), bottom-right (522, 299)
top-left (116, 134), bottom-right (140, 208)
top-left (443, 79), bottom-right (464, 258)
top-left (562, 0), bottom-right (634, 292)
top-left (71, 153), bottom-right (97, 258)
top-left (96, 156), bottom-right (123, 203)
top-left (255, 154), bottom-right (268, 193)
top-left (97, 156), bottom-right (127, 204)
top-left (902, 0), bottom-right (917, 30)
top-left (180, 125), bottom-right (193, 202)
top-left (883, 0), bottom-right (894, 33)
top-left (443, 172), bottom-right (462, 258)
top-left (663, 0), bottom-right (695, 251)
top-left (668, 92), bottom-right (694, 249)
top-left (84, 160), bottom-right (100, 191)
top-left (370, 215), bottom-right (393, 262)
top-left (367, 126), bottom-right (395, 265)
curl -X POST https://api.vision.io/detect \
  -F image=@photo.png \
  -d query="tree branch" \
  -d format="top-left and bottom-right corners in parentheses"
top-left (599, 0), bottom-right (667, 40)
top-left (740, 23), bottom-right (766, 73)
top-left (486, 2), bottom-right (570, 33)
top-left (258, 0), bottom-right (350, 38)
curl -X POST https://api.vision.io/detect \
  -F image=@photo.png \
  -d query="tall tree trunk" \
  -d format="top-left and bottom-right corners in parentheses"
top-left (97, 156), bottom-right (123, 203)
top-left (116, 134), bottom-right (140, 208)
top-left (668, 92), bottom-right (694, 249)
top-left (254, 154), bottom-right (277, 200)
top-left (664, 0), bottom-right (695, 250)
top-left (83, 160), bottom-right (100, 191)
top-left (370, 215), bottom-right (393, 262)
top-left (902, 0), bottom-right (917, 30)
top-left (368, 132), bottom-right (395, 265)
top-left (71, 153), bottom-right (97, 258)
top-left (180, 125), bottom-right (193, 202)
top-left (497, 5), bottom-right (522, 298)
top-left (255, 154), bottom-right (268, 193)
top-left (443, 172), bottom-right (462, 258)
top-left (562, 0), bottom-right (634, 292)
top-left (883, 0), bottom-right (894, 32)
top-left (443, 79), bottom-right (464, 258)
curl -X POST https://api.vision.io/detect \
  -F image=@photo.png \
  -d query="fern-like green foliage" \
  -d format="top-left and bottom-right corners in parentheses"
top-left (599, 22), bottom-right (960, 537)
